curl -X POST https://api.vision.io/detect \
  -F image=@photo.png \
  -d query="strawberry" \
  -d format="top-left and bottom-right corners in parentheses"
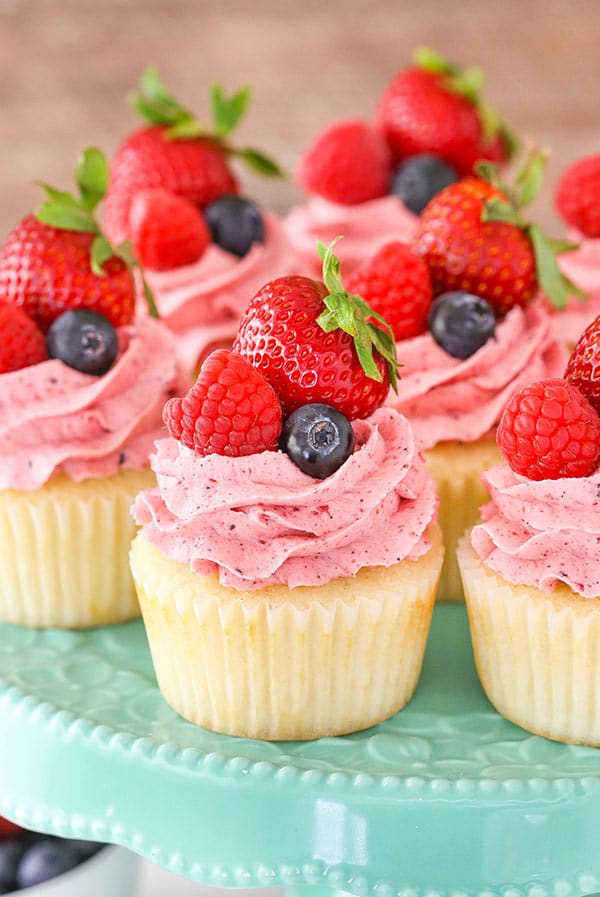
top-left (0, 148), bottom-right (156, 332)
top-left (414, 153), bottom-right (581, 316)
top-left (163, 349), bottom-right (282, 456)
top-left (0, 302), bottom-right (48, 372)
top-left (130, 188), bottom-right (211, 270)
top-left (104, 69), bottom-right (283, 246)
top-left (233, 240), bottom-right (398, 420)
top-left (565, 312), bottom-right (600, 413)
top-left (345, 241), bottom-right (432, 341)
top-left (298, 119), bottom-right (392, 205)
top-left (497, 378), bottom-right (600, 480)
top-left (376, 47), bottom-right (517, 176)
top-left (555, 153), bottom-right (600, 239)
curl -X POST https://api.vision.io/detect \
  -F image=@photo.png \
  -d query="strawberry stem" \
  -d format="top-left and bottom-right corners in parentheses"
top-left (316, 239), bottom-right (399, 390)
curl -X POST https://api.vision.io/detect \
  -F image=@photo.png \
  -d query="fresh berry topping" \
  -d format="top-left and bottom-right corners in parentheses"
top-left (16, 839), bottom-right (81, 889)
top-left (233, 241), bottom-right (399, 420)
top-left (130, 188), bottom-right (211, 270)
top-left (390, 153), bottom-right (459, 214)
top-left (0, 303), bottom-right (48, 373)
top-left (414, 154), bottom-right (581, 315)
top-left (555, 153), bottom-right (600, 238)
top-left (47, 309), bottom-right (119, 376)
top-left (0, 818), bottom-right (22, 839)
top-left (428, 291), bottom-right (496, 359)
top-left (298, 119), bottom-right (392, 205)
top-left (497, 378), bottom-right (600, 480)
top-left (163, 349), bottom-right (282, 456)
top-left (204, 195), bottom-right (265, 257)
top-left (0, 148), bottom-right (157, 331)
top-left (104, 69), bottom-right (282, 246)
top-left (345, 241), bottom-right (432, 341)
top-left (376, 48), bottom-right (517, 176)
top-left (280, 403), bottom-right (355, 479)
top-left (565, 313), bottom-right (600, 413)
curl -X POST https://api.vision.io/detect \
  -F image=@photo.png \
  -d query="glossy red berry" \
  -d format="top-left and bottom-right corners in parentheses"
top-left (298, 119), bottom-right (392, 205)
top-left (555, 153), bottom-right (600, 239)
top-left (130, 188), bottom-right (211, 270)
top-left (0, 302), bottom-right (48, 373)
top-left (345, 241), bottom-right (433, 341)
top-left (163, 349), bottom-right (282, 456)
top-left (497, 378), bottom-right (600, 480)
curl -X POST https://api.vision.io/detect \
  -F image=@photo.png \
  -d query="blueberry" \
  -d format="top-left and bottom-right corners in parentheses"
top-left (428, 291), bottom-right (496, 360)
top-left (204, 195), bottom-right (265, 257)
top-left (47, 309), bottom-right (118, 376)
top-left (390, 153), bottom-right (459, 214)
top-left (16, 839), bottom-right (81, 889)
top-left (0, 840), bottom-right (27, 892)
top-left (280, 404), bottom-right (355, 479)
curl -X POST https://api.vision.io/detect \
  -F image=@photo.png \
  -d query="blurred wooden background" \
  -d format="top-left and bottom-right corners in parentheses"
top-left (1, 0), bottom-right (600, 240)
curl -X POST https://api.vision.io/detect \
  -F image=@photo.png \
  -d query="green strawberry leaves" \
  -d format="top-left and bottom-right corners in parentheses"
top-left (36, 148), bottom-right (107, 234)
top-left (414, 46), bottom-right (518, 160)
top-left (34, 148), bottom-right (159, 317)
top-left (477, 152), bottom-right (584, 310)
top-left (131, 68), bottom-right (284, 178)
top-left (316, 240), bottom-right (399, 390)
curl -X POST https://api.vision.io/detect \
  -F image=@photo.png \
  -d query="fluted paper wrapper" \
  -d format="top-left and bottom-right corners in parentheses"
top-left (458, 535), bottom-right (600, 746)
top-left (130, 527), bottom-right (443, 741)
top-left (0, 468), bottom-right (155, 628)
top-left (425, 438), bottom-right (502, 603)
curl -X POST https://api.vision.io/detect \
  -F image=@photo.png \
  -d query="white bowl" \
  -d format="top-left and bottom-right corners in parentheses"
top-left (8, 845), bottom-right (138, 897)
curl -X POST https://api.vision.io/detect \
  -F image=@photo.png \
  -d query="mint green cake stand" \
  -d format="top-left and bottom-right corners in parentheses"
top-left (0, 605), bottom-right (598, 897)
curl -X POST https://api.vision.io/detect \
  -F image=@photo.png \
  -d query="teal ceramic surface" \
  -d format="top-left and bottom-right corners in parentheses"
top-left (0, 606), bottom-right (598, 897)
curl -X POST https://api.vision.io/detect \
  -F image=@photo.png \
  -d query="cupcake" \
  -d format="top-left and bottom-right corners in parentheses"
top-left (546, 152), bottom-right (600, 345)
top-left (103, 69), bottom-right (297, 374)
top-left (131, 246), bottom-right (443, 740)
top-left (349, 157), bottom-right (571, 602)
top-left (0, 149), bottom-right (183, 628)
top-left (458, 374), bottom-right (600, 746)
top-left (285, 48), bottom-right (516, 278)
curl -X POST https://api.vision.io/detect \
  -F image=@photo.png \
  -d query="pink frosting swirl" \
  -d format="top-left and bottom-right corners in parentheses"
top-left (141, 212), bottom-right (300, 372)
top-left (548, 238), bottom-right (600, 344)
top-left (0, 317), bottom-right (183, 491)
top-left (132, 407), bottom-right (438, 590)
top-left (284, 195), bottom-right (417, 278)
top-left (386, 302), bottom-right (567, 449)
top-left (471, 462), bottom-right (600, 598)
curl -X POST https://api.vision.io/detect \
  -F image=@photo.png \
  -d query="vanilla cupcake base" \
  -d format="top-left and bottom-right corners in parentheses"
top-left (0, 468), bottom-right (155, 628)
top-left (458, 536), bottom-right (600, 746)
top-left (424, 437), bottom-right (502, 603)
top-left (130, 526), bottom-right (444, 741)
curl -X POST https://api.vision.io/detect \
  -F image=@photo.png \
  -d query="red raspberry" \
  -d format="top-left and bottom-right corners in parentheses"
top-left (565, 313), bottom-right (600, 413)
top-left (163, 349), bottom-right (282, 456)
top-left (555, 153), bottom-right (600, 238)
top-left (0, 302), bottom-right (48, 373)
top-left (298, 119), bottom-right (392, 205)
top-left (345, 241), bottom-right (433, 341)
top-left (130, 188), bottom-right (211, 271)
top-left (497, 378), bottom-right (600, 480)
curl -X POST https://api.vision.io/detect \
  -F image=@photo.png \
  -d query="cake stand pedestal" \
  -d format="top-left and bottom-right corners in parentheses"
top-left (0, 606), bottom-right (598, 897)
